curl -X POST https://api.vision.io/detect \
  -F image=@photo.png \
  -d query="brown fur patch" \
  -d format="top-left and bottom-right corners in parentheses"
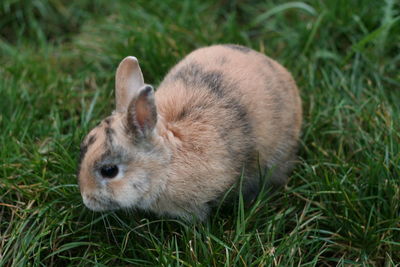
top-left (79, 135), bottom-right (97, 167)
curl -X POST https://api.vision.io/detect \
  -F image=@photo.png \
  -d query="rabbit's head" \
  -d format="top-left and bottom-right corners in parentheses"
top-left (78, 57), bottom-right (170, 211)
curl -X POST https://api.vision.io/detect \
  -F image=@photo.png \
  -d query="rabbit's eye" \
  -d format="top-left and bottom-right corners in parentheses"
top-left (100, 165), bottom-right (119, 179)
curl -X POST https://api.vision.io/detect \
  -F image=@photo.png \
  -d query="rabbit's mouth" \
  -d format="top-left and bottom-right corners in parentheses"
top-left (82, 194), bottom-right (120, 211)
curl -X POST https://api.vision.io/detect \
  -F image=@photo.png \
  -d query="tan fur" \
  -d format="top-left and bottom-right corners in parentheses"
top-left (78, 44), bottom-right (302, 220)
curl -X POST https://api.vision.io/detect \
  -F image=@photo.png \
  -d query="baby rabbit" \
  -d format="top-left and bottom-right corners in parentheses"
top-left (78, 44), bottom-right (302, 220)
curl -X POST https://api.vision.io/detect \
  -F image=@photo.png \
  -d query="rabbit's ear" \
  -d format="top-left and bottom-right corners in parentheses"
top-left (115, 56), bottom-right (145, 112)
top-left (127, 85), bottom-right (157, 138)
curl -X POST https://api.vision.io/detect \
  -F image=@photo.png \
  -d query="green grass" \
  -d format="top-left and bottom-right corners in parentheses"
top-left (1, 0), bottom-right (399, 265)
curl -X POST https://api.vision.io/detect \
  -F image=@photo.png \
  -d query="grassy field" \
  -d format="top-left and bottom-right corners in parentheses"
top-left (1, 0), bottom-right (399, 266)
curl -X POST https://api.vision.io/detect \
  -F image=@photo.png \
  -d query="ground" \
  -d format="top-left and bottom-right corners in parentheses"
top-left (0, 0), bottom-right (399, 266)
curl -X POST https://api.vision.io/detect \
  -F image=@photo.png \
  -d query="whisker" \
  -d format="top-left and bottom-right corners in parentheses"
top-left (105, 212), bottom-right (119, 247)
top-left (89, 210), bottom-right (95, 240)
top-left (101, 212), bottom-right (111, 244)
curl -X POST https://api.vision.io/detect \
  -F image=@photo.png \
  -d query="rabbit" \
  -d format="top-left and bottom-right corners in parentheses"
top-left (77, 44), bottom-right (302, 221)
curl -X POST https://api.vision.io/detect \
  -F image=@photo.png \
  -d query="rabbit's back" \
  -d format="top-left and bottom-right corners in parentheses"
top-left (153, 45), bottom-right (302, 212)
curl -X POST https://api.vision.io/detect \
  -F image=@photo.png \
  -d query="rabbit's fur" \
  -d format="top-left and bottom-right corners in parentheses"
top-left (78, 44), bottom-right (302, 220)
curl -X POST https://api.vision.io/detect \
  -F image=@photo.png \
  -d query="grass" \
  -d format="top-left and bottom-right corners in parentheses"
top-left (1, 0), bottom-right (399, 265)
